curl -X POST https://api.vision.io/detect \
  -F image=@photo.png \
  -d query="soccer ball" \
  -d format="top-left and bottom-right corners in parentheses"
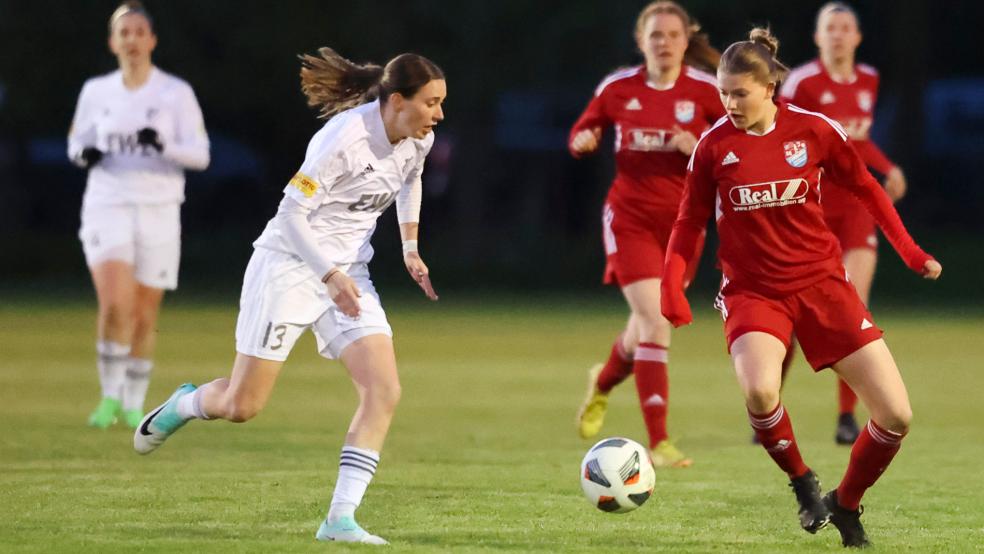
top-left (579, 437), bottom-right (656, 513)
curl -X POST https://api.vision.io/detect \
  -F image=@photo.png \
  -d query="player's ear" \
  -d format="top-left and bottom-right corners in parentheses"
top-left (388, 92), bottom-right (406, 111)
top-left (765, 81), bottom-right (776, 99)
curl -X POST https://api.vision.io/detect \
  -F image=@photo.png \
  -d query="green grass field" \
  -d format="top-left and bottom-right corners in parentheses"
top-left (2, 296), bottom-right (983, 552)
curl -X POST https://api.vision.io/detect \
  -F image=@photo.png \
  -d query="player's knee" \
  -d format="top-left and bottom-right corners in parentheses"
top-left (878, 406), bottom-right (912, 435)
top-left (101, 300), bottom-right (133, 329)
top-left (744, 386), bottom-right (780, 415)
top-left (369, 381), bottom-right (402, 412)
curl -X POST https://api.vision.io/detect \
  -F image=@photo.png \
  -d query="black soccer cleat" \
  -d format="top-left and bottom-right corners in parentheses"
top-left (836, 413), bottom-right (861, 445)
top-left (789, 470), bottom-right (830, 533)
top-left (824, 490), bottom-right (871, 548)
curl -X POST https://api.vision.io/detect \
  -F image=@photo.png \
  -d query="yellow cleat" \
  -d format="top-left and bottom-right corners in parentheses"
top-left (577, 364), bottom-right (609, 439)
top-left (651, 439), bottom-right (693, 468)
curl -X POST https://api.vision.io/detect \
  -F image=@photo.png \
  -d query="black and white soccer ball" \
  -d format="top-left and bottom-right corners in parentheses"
top-left (579, 437), bottom-right (656, 513)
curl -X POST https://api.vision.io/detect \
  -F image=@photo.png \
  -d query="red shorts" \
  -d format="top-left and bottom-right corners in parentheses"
top-left (824, 202), bottom-right (877, 252)
top-left (601, 202), bottom-right (703, 287)
top-left (713, 272), bottom-right (883, 370)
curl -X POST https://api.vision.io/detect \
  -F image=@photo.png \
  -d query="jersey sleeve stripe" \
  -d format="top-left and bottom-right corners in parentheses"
top-left (594, 66), bottom-right (643, 97)
top-left (786, 104), bottom-right (850, 141)
top-left (687, 115), bottom-right (730, 171)
top-left (685, 66), bottom-right (718, 87)
top-left (780, 61), bottom-right (821, 99)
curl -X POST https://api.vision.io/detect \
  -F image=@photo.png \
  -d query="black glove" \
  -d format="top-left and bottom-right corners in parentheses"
top-left (80, 147), bottom-right (103, 169)
top-left (137, 127), bottom-right (164, 152)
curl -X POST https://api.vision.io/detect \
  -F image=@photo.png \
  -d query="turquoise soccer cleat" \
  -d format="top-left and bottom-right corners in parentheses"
top-left (133, 383), bottom-right (196, 455)
top-left (316, 516), bottom-right (388, 545)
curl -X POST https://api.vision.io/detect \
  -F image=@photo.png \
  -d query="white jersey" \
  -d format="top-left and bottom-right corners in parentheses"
top-left (67, 67), bottom-right (210, 208)
top-left (253, 100), bottom-right (432, 268)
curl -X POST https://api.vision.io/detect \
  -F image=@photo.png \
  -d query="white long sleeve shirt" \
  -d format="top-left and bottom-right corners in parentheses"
top-left (67, 67), bottom-right (210, 207)
top-left (253, 100), bottom-right (432, 276)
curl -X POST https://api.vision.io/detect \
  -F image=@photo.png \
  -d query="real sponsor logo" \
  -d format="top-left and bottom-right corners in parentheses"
top-left (820, 90), bottom-right (836, 105)
top-left (729, 179), bottom-right (809, 211)
top-left (674, 100), bottom-right (695, 123)
top-left (625, 97), bottom-right (642, 110)
top-left (625, 127), bottom-right (675, 152)
top-left (783, 140), bottom-right (808, 168)
top-left (289, 172), bottom-right (319, 198)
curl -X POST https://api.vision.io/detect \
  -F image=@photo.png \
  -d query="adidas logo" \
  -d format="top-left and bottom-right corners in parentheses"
top-left (721, 151), bottom-right (740, 165)
top-left (359, 163), bottom-right (375, 177)
top-left (625, 98), bottom-right (642, 111)
top-left (767, 439), bottom-right (792, 453)
top-left (820, 91), bottom-right (836, 105)
top-left (861, 318), bottom-right (873, 330)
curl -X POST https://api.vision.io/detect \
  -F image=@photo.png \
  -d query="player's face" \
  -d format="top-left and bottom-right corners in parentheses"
top-left (108, 13), bottom-right (157, 67)
top-left (814, 11), bottom-right (861, 61)
top-left (394, 79), bottom-right (447, 140)
top-left (636, 13), bottom-right (688, 72)
top-left (717, 71), bottom-right (776, 132)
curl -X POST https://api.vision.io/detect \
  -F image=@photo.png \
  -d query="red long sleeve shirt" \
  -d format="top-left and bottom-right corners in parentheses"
top-left (780, 60), bottom-right (895, 217)
top-left (570, 65), bottom-right (725, 211)
top-left (667, 103), bottom-right (929, 298)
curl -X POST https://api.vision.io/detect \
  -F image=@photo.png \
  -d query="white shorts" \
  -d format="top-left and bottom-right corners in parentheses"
top-left (78, 203), bottom-right (181, 290)
top-left (235, 248), bottom-right (392, 361)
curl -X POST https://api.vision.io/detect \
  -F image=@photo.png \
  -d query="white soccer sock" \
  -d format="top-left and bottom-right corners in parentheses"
top-left (327, 446), bottom-right (380, 522)
top-left (176, 386), bottom-right (209, 420)
top-left (96, 340), bottom-right (130, 400)
top-left (122, 357), bottom-right (153, 412)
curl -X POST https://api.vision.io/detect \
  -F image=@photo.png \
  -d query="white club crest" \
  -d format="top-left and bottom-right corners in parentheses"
top-left (857, 91), bottom-right (873, 112)
top-left (675, 100), bottom-right (695, 123)
top-left (783, 140), bottom-right (808, 168)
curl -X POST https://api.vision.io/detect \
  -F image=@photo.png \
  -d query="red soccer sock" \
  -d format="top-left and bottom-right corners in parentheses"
top-left (596, 333), bottom-right (634, 393)
top-left (633, 342), bottom-right (669, 447)
top-left (748, 403), bottom-right (810, 478)
top-left (838, 378), bottom-right (859, 415)
top-left (836, 419), bottom-right (905, 510)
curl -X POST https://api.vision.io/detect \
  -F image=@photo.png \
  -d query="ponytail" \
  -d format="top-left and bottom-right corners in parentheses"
top-left (720, 27), bottom-right (790, 90)
top-left (299, 48), bottom-right (384, 120)
top-left (299, 48), bottom-right (445, 120)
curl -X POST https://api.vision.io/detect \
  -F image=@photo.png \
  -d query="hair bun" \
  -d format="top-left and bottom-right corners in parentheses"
top-left (748, 27), bottom-right (779, 57)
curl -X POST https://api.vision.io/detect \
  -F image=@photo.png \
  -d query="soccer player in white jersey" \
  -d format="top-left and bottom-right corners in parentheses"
top-left (133, 48), bottom-right (446, 545)
top-left (67, 1), bottom-right (210, 430)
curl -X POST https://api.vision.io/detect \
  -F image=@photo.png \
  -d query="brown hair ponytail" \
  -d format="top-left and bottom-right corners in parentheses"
top-left (299, 48), bottom-right (384, 120)
top-left (719, 27), bottom-right (790, 89)
top-left (300, 48), bottom-right (445, 120)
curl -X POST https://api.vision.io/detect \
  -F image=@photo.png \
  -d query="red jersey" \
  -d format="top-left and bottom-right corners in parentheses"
top-left (671, 103), bottom-right (929, 297)
top-left (780, 60), bottom-right (895, 217)
top-left (570, 65), bottom-right (725, 211)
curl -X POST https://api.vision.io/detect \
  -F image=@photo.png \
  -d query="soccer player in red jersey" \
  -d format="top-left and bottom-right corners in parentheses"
top-left (779, 2), bottom-right (908, 445)
top-left (661, 28), bottom-right (941, 547)
top-left (569, 1), bottom-right (725, 468)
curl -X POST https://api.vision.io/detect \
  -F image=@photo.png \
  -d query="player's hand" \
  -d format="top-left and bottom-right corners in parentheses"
top-left (922, 259), bottom-right (942, 280)
top-left (884, 166), bottom-right (907, 202)
top-left (660, 283), bottom-right (693, 327)
top-left (404, 251), bottom-right (439, 301)
top-left (669, 125), bottom-right (698, 156)
top-left (137, 127), bottom-right (164, 153)
top-left (80, 147), bottom-right (103, 169)
top-left (570, 127), bottom-right (602, 156)
top-left (325, 270), bottom-right (362, 318)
